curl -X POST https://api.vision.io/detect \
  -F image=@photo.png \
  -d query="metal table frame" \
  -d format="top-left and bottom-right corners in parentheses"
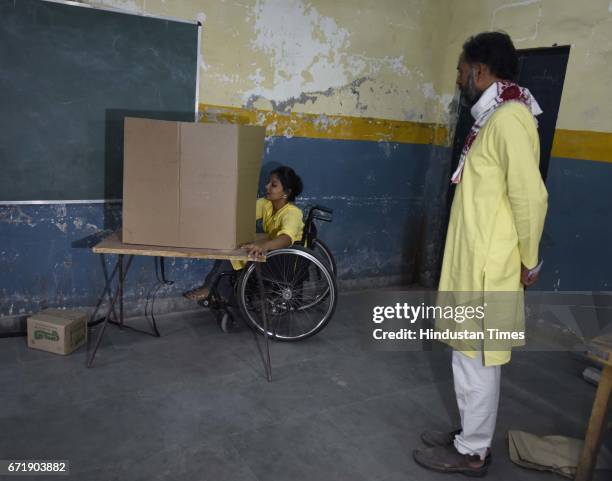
top-left (88, 232), bottom-right (272, 381)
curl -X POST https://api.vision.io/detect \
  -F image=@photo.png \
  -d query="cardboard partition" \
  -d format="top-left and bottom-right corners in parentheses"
top-left (122, 118), bottom-right (265, 249)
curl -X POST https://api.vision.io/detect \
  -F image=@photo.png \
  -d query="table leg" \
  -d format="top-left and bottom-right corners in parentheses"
top-left (87, 255), bottom-right (134, 367)
top-left (255, 262), bottom-right (272, 382)
top-left (575, 364), bottom-right (612, 481)
top-left (119, 254), bottom-right (124, 329)
top-left (88, 254), bottom-right (120, 326)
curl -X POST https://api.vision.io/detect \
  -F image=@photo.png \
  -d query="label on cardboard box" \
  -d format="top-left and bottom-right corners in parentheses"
top-left (27, 308), bottom-right (88, 355)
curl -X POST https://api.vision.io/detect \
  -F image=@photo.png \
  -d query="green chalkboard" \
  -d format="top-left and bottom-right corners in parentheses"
top-left (0, 0), bottom-right (198, 201)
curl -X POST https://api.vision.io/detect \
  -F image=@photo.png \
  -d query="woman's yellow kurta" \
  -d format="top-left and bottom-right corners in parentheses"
top-left (231, 198), bottom-right (304, 270)
top-left (437, 102), bottom-right (548, 366)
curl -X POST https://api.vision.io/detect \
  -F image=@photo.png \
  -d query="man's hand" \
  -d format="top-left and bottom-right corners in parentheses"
top-left (521, 263), bottom-right (540, 287)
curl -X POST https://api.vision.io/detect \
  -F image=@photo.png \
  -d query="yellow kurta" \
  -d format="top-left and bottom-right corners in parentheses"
top-left (437, 102), bottom-right (548, 366)
top-left (231, 198), bottom-right (304, 270)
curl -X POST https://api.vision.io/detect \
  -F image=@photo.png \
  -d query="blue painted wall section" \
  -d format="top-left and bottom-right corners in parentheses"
top-left (539, 156), bottom-right (612, 291)
top-left (0, 203), bottom-right (210, 317)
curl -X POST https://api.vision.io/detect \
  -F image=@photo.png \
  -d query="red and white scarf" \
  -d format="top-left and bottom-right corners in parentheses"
top-left (451, 80), bottom-right (543, 184)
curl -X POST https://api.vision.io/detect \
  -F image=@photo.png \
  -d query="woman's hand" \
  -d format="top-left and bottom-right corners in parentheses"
top-left (241, 234), bottom-right (293, 259)
top-left (241, 240), bottom-right (268, 258)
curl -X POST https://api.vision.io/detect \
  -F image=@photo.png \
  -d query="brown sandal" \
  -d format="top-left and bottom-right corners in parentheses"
top-left (183, 286), bottom-right (210, 301)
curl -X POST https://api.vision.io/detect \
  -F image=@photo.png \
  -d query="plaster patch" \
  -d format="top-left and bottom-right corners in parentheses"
top-left (242, 0), bottom-right (410, 111)
top-left (421, 82), bottom-right (436, 99)
top-left (312, 114), bottom-right (342, 131)
top-left (197, 12), bottom-right (209, 71)
top-left (490, 0), bottom-right (542, 42)
top-left (421, 83), bottom-right (455, 122)
top-left (254, 77), bottom-right (370, 113)
top-left (347, 54), bottom-right (411, 77)
top-left (243, 0), bottom-right (350, 104)
top-left (53, 204), bottom-right (68, 218)
top-left (0, 207), bottom-right (34, 227)
top-left (54, 222), bottom-right (68, 234)
top-left (211, 73), bottom-right (241, 84)
top-left (93, 0), bottom-right (141, 13)
top-left (378, 141), bottom-right (392, 158)
top-left (249, 68), bottom-right (265, 85)
top-left (491, 0), bottom-right (540, 26)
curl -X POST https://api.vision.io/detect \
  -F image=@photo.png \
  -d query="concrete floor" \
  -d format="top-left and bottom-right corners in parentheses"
top-left (1, 290), bottom-right (610, 481)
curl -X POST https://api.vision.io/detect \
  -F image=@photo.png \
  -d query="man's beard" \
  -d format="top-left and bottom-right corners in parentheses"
top-left (460, 68), bottom-right (482, 107)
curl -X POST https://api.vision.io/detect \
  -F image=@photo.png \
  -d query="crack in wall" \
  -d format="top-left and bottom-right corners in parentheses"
top-left (246, 76), bottom-right (371, 113)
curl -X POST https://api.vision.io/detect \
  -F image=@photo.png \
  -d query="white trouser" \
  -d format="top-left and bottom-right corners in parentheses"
top-left (452, 350), bottom-right (501, 460)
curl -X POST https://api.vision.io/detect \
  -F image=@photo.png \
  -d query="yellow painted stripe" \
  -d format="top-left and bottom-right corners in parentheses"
top-left (199, 103), bottom-right (446, 146)
top-left (198, 104), bottom-right (612, 163)
top-left (552, 129), bottom-right (612, 163)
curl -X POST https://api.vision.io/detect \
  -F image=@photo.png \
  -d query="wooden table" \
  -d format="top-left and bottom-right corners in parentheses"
top-left (575, 334), bottom-right (612, 481)
top-left (89, 231), bottom-right (272, 380)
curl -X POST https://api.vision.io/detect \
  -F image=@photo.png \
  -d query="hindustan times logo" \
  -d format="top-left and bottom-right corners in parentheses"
top-left (372, 302), bottom-right (486, 324)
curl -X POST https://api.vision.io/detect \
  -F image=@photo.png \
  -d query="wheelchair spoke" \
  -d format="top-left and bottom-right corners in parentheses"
top-left (261, 278), bottom-right (292, 292)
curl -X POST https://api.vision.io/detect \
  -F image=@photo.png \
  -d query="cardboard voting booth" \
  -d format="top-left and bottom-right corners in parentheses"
top-left (122, 118), bottom-right (265, 249)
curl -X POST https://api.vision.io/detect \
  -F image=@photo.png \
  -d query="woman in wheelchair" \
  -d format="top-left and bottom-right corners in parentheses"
top-left (184, 165), bottom-right (304, 303)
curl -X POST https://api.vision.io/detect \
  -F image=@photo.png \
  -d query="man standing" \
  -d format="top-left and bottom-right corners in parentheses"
top-left (414, 32), bottom-right (548, 476)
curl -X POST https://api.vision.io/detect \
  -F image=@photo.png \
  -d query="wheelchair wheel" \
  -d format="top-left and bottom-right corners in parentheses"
top-left (310, 238), bottom-right (336, 276)
top-left (236, 247), bottom-right (337, 341)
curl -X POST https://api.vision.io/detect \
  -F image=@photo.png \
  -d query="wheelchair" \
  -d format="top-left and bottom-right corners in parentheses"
top-left (199, 205), bottom-right (338, 341)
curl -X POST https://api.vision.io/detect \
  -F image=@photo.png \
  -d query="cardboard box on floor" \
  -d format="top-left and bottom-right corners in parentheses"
top-left (27, 308), bottom-right (88, 355)
top-left (122, 118), bottom-right (265, 249)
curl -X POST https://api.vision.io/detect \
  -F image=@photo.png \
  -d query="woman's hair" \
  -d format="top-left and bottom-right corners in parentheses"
top-left (462, 31), bottom-right (518, 81)
top-left (270, 166), bottom-right (303, 202)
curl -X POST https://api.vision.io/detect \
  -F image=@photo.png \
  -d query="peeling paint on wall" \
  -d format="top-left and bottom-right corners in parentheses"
top-left (0, 203), bottom-right (211, 317)
top-left (82, 0), bottom-right (142, 13)
top-left (490, 0), bottom-right (542, 42)
top-left (242, 0), bottom-right (412, 115)
top-left (0, 207), bottom-right (34, 227)
top-left (198, 103), bottom-right (446, 145)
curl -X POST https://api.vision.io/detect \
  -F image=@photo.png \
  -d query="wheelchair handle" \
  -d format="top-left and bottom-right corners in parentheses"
top-left (310, 205), bottom-right (333, 214)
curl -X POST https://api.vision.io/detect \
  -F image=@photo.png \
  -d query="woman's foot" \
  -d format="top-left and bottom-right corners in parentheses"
top-left (183, 286), bottom-right (210, 301)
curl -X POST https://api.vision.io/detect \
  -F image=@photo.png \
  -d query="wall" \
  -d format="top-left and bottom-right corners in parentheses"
top-left (2, 0), bottom-right (612, 326)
